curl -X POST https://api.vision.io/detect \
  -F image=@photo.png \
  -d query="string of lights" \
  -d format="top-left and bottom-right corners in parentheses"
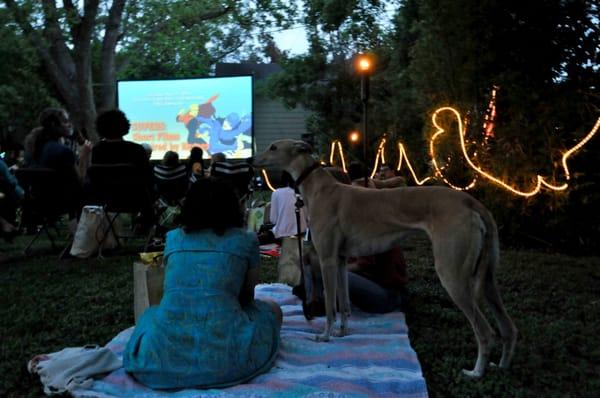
top-left (260, 107), bottom-right (599, 197)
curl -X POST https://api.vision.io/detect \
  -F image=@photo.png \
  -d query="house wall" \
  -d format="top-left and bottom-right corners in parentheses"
top-left (253, 98), bottom-right (309, 153)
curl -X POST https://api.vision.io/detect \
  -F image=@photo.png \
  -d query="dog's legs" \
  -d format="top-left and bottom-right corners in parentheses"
top-left (334, 258), bottom-right (350, 337)
top-left (316, 260), bottom-right (338, 342)
top-left (484, 268), bottom-right (518, 369)
top-left (433, 228), bottom-right (495, 378)
top-left (443, 282), bottom-right (495, 378)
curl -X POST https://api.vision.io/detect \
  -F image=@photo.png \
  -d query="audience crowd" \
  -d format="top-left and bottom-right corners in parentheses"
top-left (2, 106), bottom-right (410, 390)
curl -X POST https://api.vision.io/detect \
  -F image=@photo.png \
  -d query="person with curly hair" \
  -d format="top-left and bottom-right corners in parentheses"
top-left (91, 109), bottom-right (154, 227)
top-left (91, 109), bottom-right (149, 172)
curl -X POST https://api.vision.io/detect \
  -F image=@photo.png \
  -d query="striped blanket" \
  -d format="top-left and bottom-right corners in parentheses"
top-left (74, 284), bottom-right (428, 398)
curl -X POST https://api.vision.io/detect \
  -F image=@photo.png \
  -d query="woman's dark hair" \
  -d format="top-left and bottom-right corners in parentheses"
top-left (324, 166), bottom-right (351, 185)
top-left (33, 108), bottom-right (69, 161)
top-left (162, 150), bottom-right (179, 167)
top-left (347, 161), bottom-right (365, 181)
top-left (180, 177), bottom-right (243, 235)
top-left (280, 171), bottom-right (294, 188)
top-left (188, 146), bottom-right (205, 174)
top-left (38, 108), bottom-right (67, 132)
top-left (96, 109), bottom-right (131, 139)
top-left (189, 146), bottom-right (203, 163)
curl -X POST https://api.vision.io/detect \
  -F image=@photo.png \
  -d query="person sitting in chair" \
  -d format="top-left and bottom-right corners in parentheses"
top-left (123, 178), bottom-right (282, 389)
top-left (25, 108), bottom-right (91, 221)
top-left (91, 109), bottom-right (150, 173)
top-left (91, 109), bottom-right (154, 228)
top-left (153, 151), bottom-right (187, 192)
top-left (187, 146), bottom-right (205, 183)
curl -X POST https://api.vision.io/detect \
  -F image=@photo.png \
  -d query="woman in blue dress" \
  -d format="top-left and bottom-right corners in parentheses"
top-left (123, 178), bottom-right (282, 389)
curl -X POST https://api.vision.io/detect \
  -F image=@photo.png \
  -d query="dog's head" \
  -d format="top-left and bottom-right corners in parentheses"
top-left (250, 139), bottom-right (313, 171)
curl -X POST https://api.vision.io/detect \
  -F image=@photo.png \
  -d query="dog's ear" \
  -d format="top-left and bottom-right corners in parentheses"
top-left (292, 141), bottom-right (313, 154)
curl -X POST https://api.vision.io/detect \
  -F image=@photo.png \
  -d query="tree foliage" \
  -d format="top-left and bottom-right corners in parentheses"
top-left (0, 8), bottom-right (58, 145)
top-left (2, 0), bottom-right (295, 140)
top-left (267, 0), bottom-right (599, 251)
top-left (1, 0), bottom-right (598, 250)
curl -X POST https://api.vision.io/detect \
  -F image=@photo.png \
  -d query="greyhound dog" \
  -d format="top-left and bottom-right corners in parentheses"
top-left (251, 139), bottom-right (517, 378)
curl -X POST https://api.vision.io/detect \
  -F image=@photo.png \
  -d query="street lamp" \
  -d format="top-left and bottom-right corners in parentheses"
top-left (349, 130), bottom-right (361, 143)
top-left (355, 53), bottom-right (373, 187)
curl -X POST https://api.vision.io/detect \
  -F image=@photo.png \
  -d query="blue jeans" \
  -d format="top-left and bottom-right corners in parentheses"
top-left (348, 272), bottom-right (407, 313)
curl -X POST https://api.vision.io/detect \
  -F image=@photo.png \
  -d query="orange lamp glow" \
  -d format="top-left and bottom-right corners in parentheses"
top-left (349, 131), bottom-right (361, 142)
top-left (356, 55), bottom-right (372, 73)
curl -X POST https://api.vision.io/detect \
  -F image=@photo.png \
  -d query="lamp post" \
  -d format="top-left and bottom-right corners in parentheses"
top-left (356, 54), bottom-right (372, 187)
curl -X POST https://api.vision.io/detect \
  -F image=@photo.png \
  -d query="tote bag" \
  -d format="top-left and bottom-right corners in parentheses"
top-left (69, 206), bottom-right (119, 258)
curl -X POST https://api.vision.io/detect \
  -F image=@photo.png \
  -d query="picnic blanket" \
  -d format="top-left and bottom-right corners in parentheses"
top-left (72, 284), bottom-right (428, 398)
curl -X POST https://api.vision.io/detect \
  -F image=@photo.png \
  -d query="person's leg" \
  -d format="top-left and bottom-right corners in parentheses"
top-left (348, 271), bottom-right (403, 313)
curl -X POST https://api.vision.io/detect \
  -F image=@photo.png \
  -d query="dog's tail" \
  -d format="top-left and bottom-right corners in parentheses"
top-left (470, 199), bottom-right (500, 285)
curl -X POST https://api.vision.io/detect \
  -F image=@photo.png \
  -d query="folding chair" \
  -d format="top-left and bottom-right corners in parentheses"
top-left (153, 165), bottom-right (189, 205)
top-left (210, 161), bottom-right (254, 201)
top-left (151, 166), bottom-right (189, 248)
top-left (15, 168), bottom-right (73, 255)
top-left (86, 164), bottom-right (156, 256)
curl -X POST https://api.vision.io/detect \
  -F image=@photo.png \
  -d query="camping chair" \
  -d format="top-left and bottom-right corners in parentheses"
top-left (153, 165), bottom-right (188, 206)
top-left (151, 166), bottom-right (188, 246)
top-left (210, 161), bottom-right (254, 201)
top-left (86, 163), bottom-right (156, 256)
top-left (15, 168), bottom-right (73, 255)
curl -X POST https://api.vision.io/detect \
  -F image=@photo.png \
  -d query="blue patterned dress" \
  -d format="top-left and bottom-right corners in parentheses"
top-left (123, 228), bottom-right (280, 389)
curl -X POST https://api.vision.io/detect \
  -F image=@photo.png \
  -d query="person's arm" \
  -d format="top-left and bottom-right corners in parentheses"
top-left (239, 231), bottom-right (261, 305)
top-left (372, 176), bottom-right (407, 189)
top-left (269, 191), bottom-right (279, 225)
top-left (239, 266), bottom-right (259, 306)
top-left (76, 140), bottom-right (92, 182)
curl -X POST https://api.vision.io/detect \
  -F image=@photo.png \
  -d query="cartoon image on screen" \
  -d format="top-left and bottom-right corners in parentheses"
top-left (118, 76), bottom-right (253, 160)
top-left (176, 94), bottom-right (252, 156)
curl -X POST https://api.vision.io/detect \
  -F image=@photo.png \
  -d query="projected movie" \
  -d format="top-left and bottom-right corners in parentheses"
top-left (117, 76), bottom-right (253, 160)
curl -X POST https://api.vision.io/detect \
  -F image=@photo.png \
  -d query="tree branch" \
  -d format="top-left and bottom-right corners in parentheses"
top-left (209, 39), bottom-right (245, 65)
top-left (72, 0), bottom-right (101, 140)
top-left (99, 0), bottom-right (127, 110)
top-left (180, 6), bottom-right (232, 28)
top-left (116, 5), bottom-right (233, 76)
top-left (40, 0), bottom-right (76, 80)
top-left (3, 0), bottom-right (78, 109)
top-left (78, 0), bottom-right (100, 45)
top-left (61, 0), bottom-right (81, 39)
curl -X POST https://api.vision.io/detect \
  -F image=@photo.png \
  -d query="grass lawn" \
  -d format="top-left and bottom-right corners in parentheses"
top-left (1, 232), bottom-right (598, 397)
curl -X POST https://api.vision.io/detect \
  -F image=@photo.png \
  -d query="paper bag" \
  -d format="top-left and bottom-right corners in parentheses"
top-left (133, 260), bottom-right (165, 323)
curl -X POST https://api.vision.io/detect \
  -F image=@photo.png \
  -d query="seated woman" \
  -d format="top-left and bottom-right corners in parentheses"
top-left (123, 178), bottom-right (282, 390)
top-left (305, 166), bottom-right (409, 314)
top-left (347, 248), bottom-right (409, 313)
top-left (26, 108), bottom-right (91, 220)
top-left (187, 146), bottom-right (205, 184)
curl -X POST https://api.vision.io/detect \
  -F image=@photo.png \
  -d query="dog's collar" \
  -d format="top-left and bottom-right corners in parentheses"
top-left (294, 161), bottom-right (321, 189)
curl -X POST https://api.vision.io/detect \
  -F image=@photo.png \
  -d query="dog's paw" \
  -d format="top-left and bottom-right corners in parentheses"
top-left (333, 327), bottom-right (348, 337)
top-left (461, 368), bottom-right (484, 378)
top-left (315, 333), bottom-right (330, 342)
